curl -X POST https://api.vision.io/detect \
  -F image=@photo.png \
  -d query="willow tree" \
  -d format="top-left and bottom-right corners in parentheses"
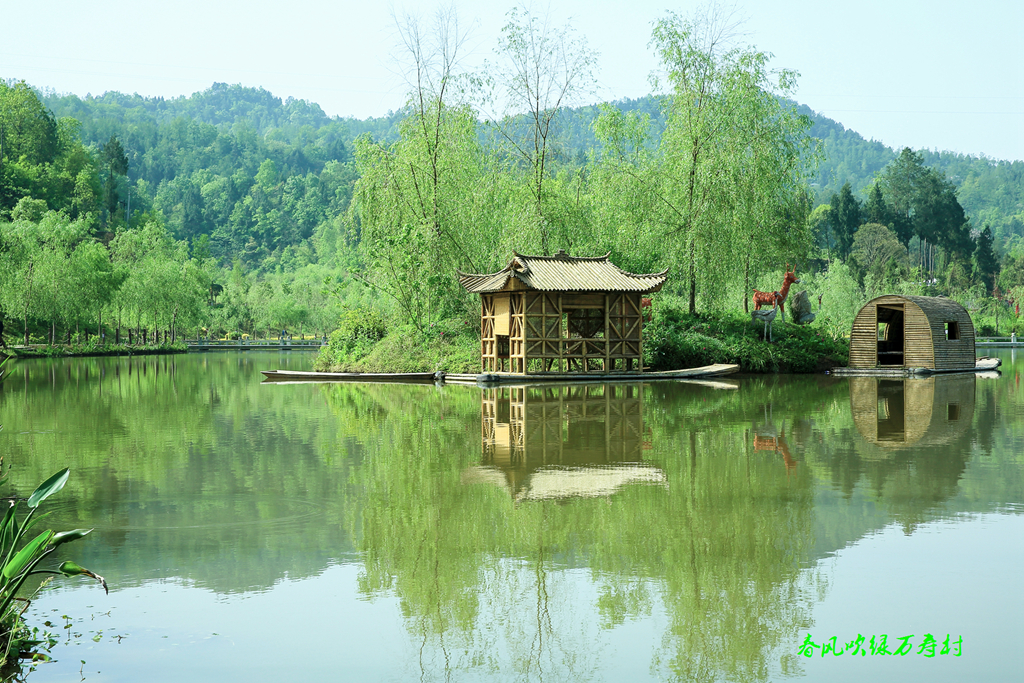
top-left (483, 7), bottom-right (597, 254)
top-left (355, 6), bottom-right (501, 329)
top-left (642, 7), bottom-right (816, 313)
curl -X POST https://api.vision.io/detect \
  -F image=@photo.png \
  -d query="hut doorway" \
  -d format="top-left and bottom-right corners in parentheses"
top-left (876, 379), bottom-right (906, 443)
top-left (876, 304), bottom-right (906, 366)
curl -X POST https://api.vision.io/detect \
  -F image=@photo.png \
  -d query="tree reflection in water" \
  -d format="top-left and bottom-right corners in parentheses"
top-left (1, 354), bottom-right (1009, 682)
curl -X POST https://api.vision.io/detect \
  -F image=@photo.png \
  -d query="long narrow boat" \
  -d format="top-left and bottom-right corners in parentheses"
top-left (468, 363), bottom-right (740, 385)
top-left (831, 357), bottom-right (1001, 377)
top-left (261, 363), bottom-right (740, 385)
top-left (261, 370), bottom-right (438, 383)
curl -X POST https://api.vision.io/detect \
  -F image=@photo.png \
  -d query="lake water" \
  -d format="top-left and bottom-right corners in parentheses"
top-left (0, 350), bottom-right (1021, 682)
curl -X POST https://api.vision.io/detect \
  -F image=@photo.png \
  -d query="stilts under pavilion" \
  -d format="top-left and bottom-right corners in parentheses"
top-left (457, 250), bottom-right (668, 374)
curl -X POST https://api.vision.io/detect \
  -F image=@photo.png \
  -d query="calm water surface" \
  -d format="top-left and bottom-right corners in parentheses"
top-left (0, 350), bottom-right (1021, 682)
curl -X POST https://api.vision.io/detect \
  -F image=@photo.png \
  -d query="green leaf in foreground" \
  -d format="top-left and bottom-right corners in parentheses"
top-left (27, 469), bottom-right (70, 509)
top-left (2, 531), bottom-right (53, 579)
top-left (51, 529), bottom-right (92, 547)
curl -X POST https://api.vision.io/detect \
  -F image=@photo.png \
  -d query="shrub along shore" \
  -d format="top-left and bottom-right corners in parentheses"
top-left (313, 302), bottom-right (849, 375)
top-left (5, 342), bottom-right (187, 359)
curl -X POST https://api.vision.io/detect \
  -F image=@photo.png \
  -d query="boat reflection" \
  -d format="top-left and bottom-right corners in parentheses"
top-left (850, 374), bottom-right (975, 450)
top-left (464, 384), bottom-right (665, 502)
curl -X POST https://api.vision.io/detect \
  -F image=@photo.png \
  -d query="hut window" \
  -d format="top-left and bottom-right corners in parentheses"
top-left (497, 335), bottom-right (510, 358)
top-left (947, 403), bottom-right (960, 421)
top-left (566, 309), bottom-right (604, 338)
top-left (945, 321), bottom-right (960, 341)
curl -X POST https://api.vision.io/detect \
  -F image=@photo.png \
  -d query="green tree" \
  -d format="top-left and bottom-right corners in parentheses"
top-left (829, 182), bottom-right (860, 259)
top-left (972, 225), bottom-right (998, 294)
top-left (485, 6), bottom-right (597, 253)
top-left (100, 135), bottom-right (128, 228)
top-left (849, 222), bottom-right (909, 287)
top-left (879, 147), bottom-right (972, 269)
top-left (864, 182), bottom-right (889, 226)
top-left (606, 6), bottom-right (816, 313)
top-left (354, 7), bottom-right (508, 329)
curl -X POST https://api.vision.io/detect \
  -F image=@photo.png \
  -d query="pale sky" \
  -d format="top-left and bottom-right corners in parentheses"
top-left (3, 0), bottom-right (1022, 160)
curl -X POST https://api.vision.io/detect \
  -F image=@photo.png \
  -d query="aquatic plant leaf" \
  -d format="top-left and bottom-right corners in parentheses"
top-left (27, 469), bottom-right (70, 509)
top-left (52, 529), bottom-right (92, 547)
top-left (2, 530), bottom-right (53, 579)
top-left (59, 561), bottom-right (108, 594)
top-left (0, 502), bottom-right (18, 554)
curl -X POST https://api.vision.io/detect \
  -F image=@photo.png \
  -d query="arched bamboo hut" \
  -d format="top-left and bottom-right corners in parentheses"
top-left (849, 374), bottom-right (975, 451)
top-left (848, 295), bottom-right (975, 371)
top-left (457, 251), bottom-right (668, 374)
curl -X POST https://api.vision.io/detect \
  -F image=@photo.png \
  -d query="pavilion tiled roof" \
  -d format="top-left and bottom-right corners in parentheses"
top-left (457, 250), bottom-right (668, 294)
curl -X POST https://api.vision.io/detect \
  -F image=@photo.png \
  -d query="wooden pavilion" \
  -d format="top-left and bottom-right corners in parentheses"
top-left (457, 251), bottom-right (668, 374)
top-left (848, 295), bottom-right (976, 371)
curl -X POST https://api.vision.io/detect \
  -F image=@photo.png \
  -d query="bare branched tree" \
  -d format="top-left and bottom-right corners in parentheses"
top-left (482, 6), bottom-right (598, 253)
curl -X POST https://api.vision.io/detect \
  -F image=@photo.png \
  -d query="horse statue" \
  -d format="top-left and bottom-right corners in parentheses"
top-left (753, 265), bottom-right (799, 317)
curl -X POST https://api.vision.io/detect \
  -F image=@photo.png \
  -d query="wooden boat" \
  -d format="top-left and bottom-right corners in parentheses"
top-left (469, 363), bottom-right (739, 386)
top-left (260, 370), bottom-right (439, 383)
top-left (261, 363), bottom-right (740, 385)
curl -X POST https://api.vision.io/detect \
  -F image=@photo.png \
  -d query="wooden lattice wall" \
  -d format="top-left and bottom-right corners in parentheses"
top-left (479, 291), bottom-right (645, 373)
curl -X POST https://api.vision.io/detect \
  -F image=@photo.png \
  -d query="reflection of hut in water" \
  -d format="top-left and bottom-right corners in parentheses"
top-left (849, 374), bottom-right (975, 451)
top-left (848, 295), bottom-right (975, 371)
top-left (463, 384), bottom-right (665, 502)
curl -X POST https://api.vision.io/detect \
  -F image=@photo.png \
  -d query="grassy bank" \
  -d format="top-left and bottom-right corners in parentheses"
top-left (313, 309), bottom-right (479, 373)
top-left (643, 304), bottom-right (849, 373)
top-left (314, 302), bottom-right (849, 375)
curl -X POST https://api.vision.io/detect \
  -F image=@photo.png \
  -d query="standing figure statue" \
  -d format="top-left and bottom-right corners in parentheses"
top-left (751, 299), bottom-right (779, 342)
top-left (752, 265), bottom-right (800, 317)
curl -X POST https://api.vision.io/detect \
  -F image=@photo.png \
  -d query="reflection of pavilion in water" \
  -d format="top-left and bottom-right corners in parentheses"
top-left (850, 374), bottom-right (975, 450)
top-left (463, 384), bottom-right (665, 502)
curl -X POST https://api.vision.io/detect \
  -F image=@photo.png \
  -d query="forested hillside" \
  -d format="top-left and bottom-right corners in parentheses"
top-left (28, 83), bottom-right (1024, 266)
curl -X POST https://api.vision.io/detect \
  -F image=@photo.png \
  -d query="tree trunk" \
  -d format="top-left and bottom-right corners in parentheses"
top-left (743, 255), bottom-right (750, 314)
top-left (688, 240), bottom-right (697, 315)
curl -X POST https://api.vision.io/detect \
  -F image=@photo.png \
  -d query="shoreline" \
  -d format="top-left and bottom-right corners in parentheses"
top-left (4, 345), bottom-right (187, 359)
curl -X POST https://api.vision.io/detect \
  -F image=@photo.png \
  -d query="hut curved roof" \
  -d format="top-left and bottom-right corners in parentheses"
top-left (860, 295), bottom-right (971, 321)
top-left (457, 250), bottom-right (668, 294)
